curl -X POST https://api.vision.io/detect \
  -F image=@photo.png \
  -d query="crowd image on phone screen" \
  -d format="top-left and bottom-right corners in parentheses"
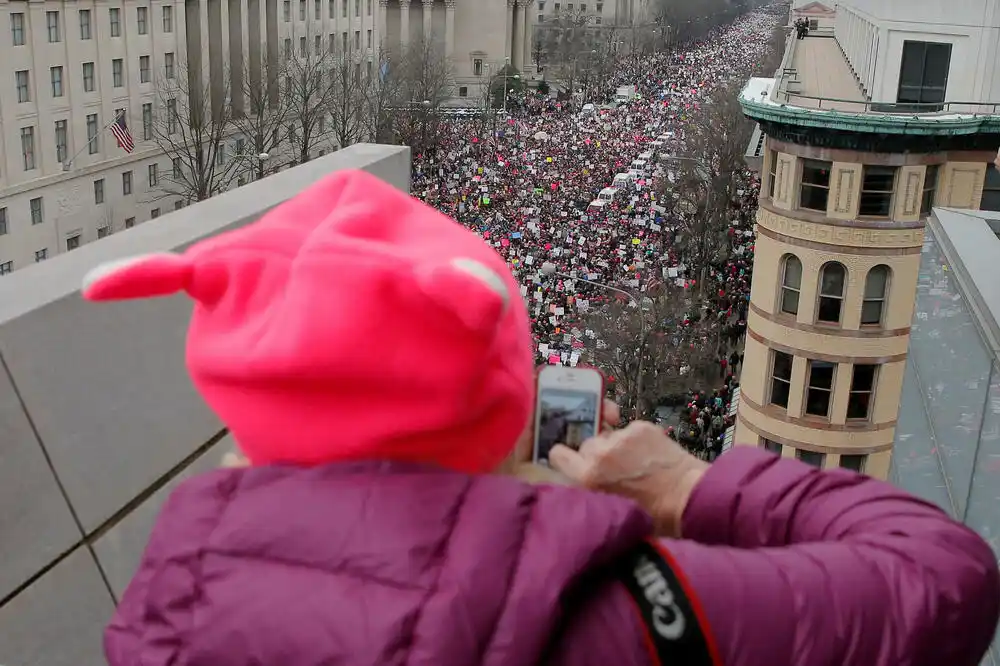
top-left (536, 388), bottom-right (599, 464)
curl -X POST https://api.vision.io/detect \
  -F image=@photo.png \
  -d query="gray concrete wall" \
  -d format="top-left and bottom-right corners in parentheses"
top-left (0, 144), bottom-right (411, 666)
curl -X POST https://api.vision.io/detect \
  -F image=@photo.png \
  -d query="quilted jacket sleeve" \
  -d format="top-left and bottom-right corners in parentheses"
top-left (659, 447), bottom-right (1000, 666)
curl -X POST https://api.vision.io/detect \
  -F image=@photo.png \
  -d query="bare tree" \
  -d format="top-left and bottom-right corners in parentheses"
top-left (230, 55), bottom-right (289, 181)
top-left (359, 48), bottom-right (404, 143)
top-left (152, 61), bottom-right (240, 203)
top-left (328, 50), bottom-right (366, 148)
top-left (284, 48), bottom-right (337, 164)
top-left (536, 8), bottom-right (598, 98)
top-left (394, 39), bottom-right (455, 153)
top-left (584, 285), bottom-right (720, 419)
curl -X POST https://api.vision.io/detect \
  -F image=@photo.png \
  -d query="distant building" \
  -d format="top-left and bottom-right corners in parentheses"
top-left (0, 0), bottom-right (382, 273)
top-left (735, 0), bottom-right (1000, 480)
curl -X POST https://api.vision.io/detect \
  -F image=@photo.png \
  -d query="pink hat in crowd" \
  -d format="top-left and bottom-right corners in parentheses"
top-left (81, 170), bottom-right (534, 474)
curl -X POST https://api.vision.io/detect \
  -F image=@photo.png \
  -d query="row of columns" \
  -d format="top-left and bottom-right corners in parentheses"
top-left (506, 0), bottom-right (534, 72)
top-left (385, 0), bottom-right (457, 58)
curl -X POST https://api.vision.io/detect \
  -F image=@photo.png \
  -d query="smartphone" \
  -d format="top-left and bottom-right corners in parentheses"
top-left (533, 366), bottom-right (604, 465)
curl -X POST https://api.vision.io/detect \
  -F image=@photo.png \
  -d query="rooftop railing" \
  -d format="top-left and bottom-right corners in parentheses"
top-left (774, 91), bottom-right (1000, 116)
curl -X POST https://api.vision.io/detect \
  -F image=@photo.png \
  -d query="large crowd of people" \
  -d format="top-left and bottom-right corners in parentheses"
top-left (409, 10), bottom-right (781, 449)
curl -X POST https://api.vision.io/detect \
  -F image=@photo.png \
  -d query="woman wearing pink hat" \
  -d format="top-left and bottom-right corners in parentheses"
top-left (85, 170), bottom-right (998, 666)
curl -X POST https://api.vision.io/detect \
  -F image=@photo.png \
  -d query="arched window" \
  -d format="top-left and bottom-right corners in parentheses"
top-left (861, 265), bottom-right (890, 326)
top-left (817, 262), bottom-right (847, 324)
top-left (779, 254), bottom-right (802, 315)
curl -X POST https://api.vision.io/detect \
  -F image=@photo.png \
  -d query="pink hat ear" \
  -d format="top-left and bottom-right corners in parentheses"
top-left (81, 253), bottom-right (193, 301)
top-left (417, 257), bottom-right (509, 333)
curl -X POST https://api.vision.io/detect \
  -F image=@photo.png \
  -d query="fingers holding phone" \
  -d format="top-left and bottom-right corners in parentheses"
top-left (532, 366), bottom-right (605, 466)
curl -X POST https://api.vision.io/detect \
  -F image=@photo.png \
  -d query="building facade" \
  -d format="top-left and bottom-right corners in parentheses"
top-left (1, 0), bottom-right (515, 274)
top-left (736, 2), bottom-right (1000, 480)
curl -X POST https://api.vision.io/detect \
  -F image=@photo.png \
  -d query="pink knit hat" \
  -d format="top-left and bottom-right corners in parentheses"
top-left (81, 170), bottom-right (534, 474)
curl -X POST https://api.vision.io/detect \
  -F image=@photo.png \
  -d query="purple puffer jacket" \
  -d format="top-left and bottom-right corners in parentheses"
top-left (106, 448), bottom-right (1000, 666)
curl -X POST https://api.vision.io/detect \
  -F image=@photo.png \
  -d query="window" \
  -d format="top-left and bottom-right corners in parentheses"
top-left (54, 120), bottom-right (68, 163)
top-left (539, 1), bottom-right (546, 8)
top-left (284, 38), bottom-right (292, 59)
top-left (796, 449), bottom-right (825, 467)
top-left (165, 52), bottom-right (175, 79)
top-left (236, 138), bottom-right (245, 155)
top-left (594, 16), bottom-right (601, 24)
top-left (174, 200), bottom-right (184, 210)
top-left (341, 31), bottom-right (347, 52)
top-left (458, 85), bottom-right (468, 97)
top-left (767, 149), bottom-right (777, 198)
top-left (80, 9), bottom-right (92, 39)
top-left (173, 157), bottom-right (182, 178)
top-left (342, 0), bottom-right (348, 17)
top-left (66, 234), bottom-right (81, 251)
top-left (29, 197), bottom-right (43, 225)
top-left (779, 254), bottom-right (802, 316)
top-left (140, 55), bottom-right (151, 83)
top-left (15, 70), bottom-right (30, 103)
top-left (897, 41), bottom-right (951, 110)
top-left (367, 29), bottom-right (372, 48)
top-left (554, 2), bottom-right (560, 10)
top-left (122, 170), bottom-right (133, 195)
top-left (299, 0), bottom-right (306, 19)
top-left (762, 439), bottom-right (782, 454)
top-left (110, 7), bottom-right (121, 36)
top-left (315, 0), bottom-right (321, 18)
top-left (805, 360), bottom-right (835, 417)
top-left (315, 35), bottom-right (321, 55)
top-left (473, 58), bottom-right (484, 76)
top-left (35, 249), bottom-right (48, 262)
top-left (21, 127), bottom-right (36, 170)
top-left (142, 103), bottom-right (153, 140)
top-left (0, 208), bottom-right (6, 235)
top-left (284, 0), bottom-right (291, 21)
top-left (0, 261), bottom-right (12, 275)
top-left (769, 351), bottom-right (793, 409)
top-left (95, 225), bottom-right (110, 239)
top-left (816, 262), bottom-right (846, 324)
top-left (367, 0), bottom-right (372, 15)
top-left (216, 144), bottom-right (226, 166)
top-left (112, 59), bottom-right (124, 87)
top-left (920, 164), bottom-right (939, 215)
top-left (861, 265), bottom-right (889, 326)
top-left (983, 165), bottom-right (1000, 212)
top-left (51, 66), bottom-right (64, 97)
top-left (163, 5), bottom-right (174, 32)
top-left (11, 12), bottom-right (25, 46)
top-left (847, 364), bottom-right (877, 420)
top-left (125, 217), bottom-right (135, 229)
top-left (83, 62), bottom-right (96, 92)
top-left (840, 454), bottom-right (866, 472)
top-left (300, 36), bottom-right (306, 56)
top-left (167, 98), bottom-right (178, 134)
top-left (87, 113), bottom-right (99, 153)
top-left (47, 11), bottom-right (61, 42)
top-left (354, 0), bottom-right (360, 15)
top-left (94, 179), bottom-right (105, 204)
top-left (330, 0), bottom-right (335, 18)
top-left (137, 6), bottom-right (148, 34)
top-left (151, 208), bottom-right (161, 219)
top-left (799, 159), bottom-right (830, 212)
top-left (859, 165), bottom-right (896, 217)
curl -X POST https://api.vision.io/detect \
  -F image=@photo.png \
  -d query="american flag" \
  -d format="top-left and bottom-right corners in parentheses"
top-left (110, 111), bottom-right (135, 153)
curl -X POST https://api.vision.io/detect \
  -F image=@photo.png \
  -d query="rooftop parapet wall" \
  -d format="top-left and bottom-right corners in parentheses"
top-left (0, 143), bottom-right (411, 666)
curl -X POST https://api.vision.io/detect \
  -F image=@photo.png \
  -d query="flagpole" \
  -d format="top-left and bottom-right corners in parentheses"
top-left (61, 109), bottom-right (128, 172)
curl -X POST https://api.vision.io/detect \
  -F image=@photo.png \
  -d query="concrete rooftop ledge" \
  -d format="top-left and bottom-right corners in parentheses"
top-left (0, 143), bottom-right (410, 666)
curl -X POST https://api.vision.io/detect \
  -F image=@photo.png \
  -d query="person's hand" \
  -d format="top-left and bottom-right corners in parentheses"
top-left (548, 421), bottom-right (709, 538)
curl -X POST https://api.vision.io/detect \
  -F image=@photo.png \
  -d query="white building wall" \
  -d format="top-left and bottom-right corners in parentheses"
top-left (835, 0), bottom-right (1000, 104)
top-left (0, 0), bottom-right (381, 274)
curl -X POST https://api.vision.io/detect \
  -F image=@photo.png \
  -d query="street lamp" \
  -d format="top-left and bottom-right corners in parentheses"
top-left (541, 262), bottom-right (655, 419)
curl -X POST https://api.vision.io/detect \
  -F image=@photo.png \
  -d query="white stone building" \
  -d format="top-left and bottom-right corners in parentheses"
top-left (0, 0), bottom-right (513, 274)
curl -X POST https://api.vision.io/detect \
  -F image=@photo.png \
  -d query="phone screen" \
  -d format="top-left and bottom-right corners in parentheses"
top-left (535, 387), bottom-right (600, 464)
